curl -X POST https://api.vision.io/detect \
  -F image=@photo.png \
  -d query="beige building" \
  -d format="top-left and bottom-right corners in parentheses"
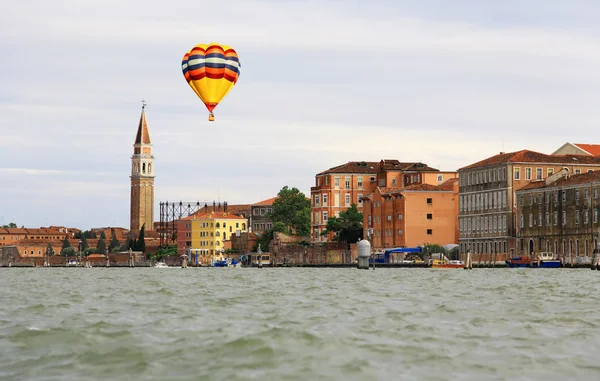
top-left (458, 149), bottom-right (600, 258)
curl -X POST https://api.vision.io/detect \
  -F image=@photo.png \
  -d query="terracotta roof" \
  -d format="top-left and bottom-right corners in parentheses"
top-left (317, 161), bottom-right (380, 175)
top-left (518, 170), bottom-right (600, 191)
top-left (574, 144), bottom-right (600, 157)
top-left (460, 149), bottom-right (600, 170)
top-left (186, 211), bottom-right (247, 220)
top-left (253, 197), bottom-right (278, 206)
top-left (134, 107), bottom-right (151, 145)
top-left (226, 204), bottom-right (252, 214)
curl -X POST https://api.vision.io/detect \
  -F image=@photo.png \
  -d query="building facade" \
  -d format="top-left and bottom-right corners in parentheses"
top-left (516, 170), bottom-right (600, 259)
top-left (362, 179), bottom-right (459, 250)
top-left (310, 160), bottom-right (454, 243)
top-left (250, 197), bottom-right (277, 233)
top-left (178, 211), bottom-right (248, 264)
top-left (458, 150), bottom-right (600, 258)
top-left (130, 104), bottom-right (155, 234)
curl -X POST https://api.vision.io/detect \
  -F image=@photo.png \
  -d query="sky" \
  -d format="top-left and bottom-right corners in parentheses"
top-left (2, 0), bottom-right (600, 230)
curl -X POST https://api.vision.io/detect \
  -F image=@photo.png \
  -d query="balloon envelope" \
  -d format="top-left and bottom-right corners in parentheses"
top-left (181, 42), bottom-right (241, 117)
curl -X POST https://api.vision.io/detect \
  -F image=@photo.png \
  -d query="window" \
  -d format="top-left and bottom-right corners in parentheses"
top-left (545, 212), bottom-right (550, 226)
top-left (387, 215), bottom-right (392, 222)
top-left (398, 213), bottom-right (403, 220)
top-left (538, 213), bottom-right (542, 227)
top-left (575, 169), bottom-right (581, 175)
top-left (595, 188), bottom-right (598, 199)
top-left (554, 212), bottom-right (558, 225)
top-left (519, 195), bottom-right (524, 205)
top-left (576, 210), bottom-right (580, 225)
top-left (514, 167), bottom-right (521, 180)
top-left (426, 198), bottom-right (432, 205)
top-left (594, 209), bottom-right (598, 224)
top-left (585, 188), bottom-right (589, 199)
top-left (584, 210), bottom-right (589, 224)
top-left (561, 211), bottom-right (566, 225)
top-left (323, 194), bottom-right (328, 205)
top-left (529, 214), bottom-right (533, 227)
top-left (357, 177), bottom-right (363, 188)
top-left (334, 177), bottom-right (340, 187)
top-left (398, 229), bottom-right (403, 236)
top-left (548, 168), bottom-right (554, 176)
top-left (427, 229), bottom-right (433, 235)
top-left (345, 177), bottom-right (350, 189)
top-left (536, 168), bottom-right (542, 180)
top-left (562, 191), bottom-right (566, 202)
top-left (323, 211), bottom-right (328, 221)
top-left (437, 174), bottom-right (443, 182)
top-left (345, 194), bottom-right (350, 205)
top-left (357, 194), bottom-right (363, 204)
top-left (525, 168), bottom-right (532, 180)
top-left (392, 179), bottom-right (396, 185)
top-left (314, 195), bottom-right (319, 205)
top-left (576, 189), bottom-right (580, 200)
top-left (427, 213), bottom-right (433, 219)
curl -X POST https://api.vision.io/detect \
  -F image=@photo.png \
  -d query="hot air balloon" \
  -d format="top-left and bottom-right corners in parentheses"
top-left (181, 42), bottom-right (241, 121)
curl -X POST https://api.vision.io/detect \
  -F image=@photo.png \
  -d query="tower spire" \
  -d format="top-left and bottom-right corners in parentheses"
top-left (135, 100), bottom-right (151, 145)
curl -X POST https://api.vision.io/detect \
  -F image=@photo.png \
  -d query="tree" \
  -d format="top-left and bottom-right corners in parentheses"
top-left (321, 203), bottom-right (363, 244)
top-left (133, 224), bottom-right (146, 252)
top-left (46, 243), bottom-right (54, 256)
top-left (99, 231), bottom-right (106, 240)
top-left (123, 235), bottom-right (134, 251)
top-left (1, 222), bottom-right (17, 228)
top-left (96, 236), bottom-right (107, 254)
top-left (61, 247), bottom-right (75, 256)
top-left (61, 237), bottom-right (71, 250)
top-left (269, 186), bottom-right (311, 235)
top-left (108, 231), bottom-right (121, 253)
top-left (80, 235), bottom-right (89, 250)
top-left (253, 222), bottom-right (286, 252)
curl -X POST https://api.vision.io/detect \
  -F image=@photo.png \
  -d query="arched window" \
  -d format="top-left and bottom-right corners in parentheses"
top-left (229, 227), bottom-right (232, 232)
top-left (215, 222), bottom-right (220, 228)
top-left (242, 223), bottom-right (246, 230)
top-left (223, 233), bottom-right (227, 240)
top-left (142, 163), bottom-right (146, 173)
top-left (148, 163), bottom-right (152, 174)
top-left (216, 231), bottom-right (220, 237)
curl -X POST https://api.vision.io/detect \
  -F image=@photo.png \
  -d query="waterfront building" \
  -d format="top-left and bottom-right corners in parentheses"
top-left (361, 179), bottom-right (459, 250)
top-left (311, 160), bottom-right (454, 243)
top-left (130, 103), bottom-right (155, 234)
top-left (457, 149), bottom-right (600, 259)
top-left (179, 211), bottom-right (248, 264)
top-left (552, 143), bottom-right (600, 157)
top-left (251, 197), bottom-right (277, 233)
top-left (516, 170), bottom-right (600, 260)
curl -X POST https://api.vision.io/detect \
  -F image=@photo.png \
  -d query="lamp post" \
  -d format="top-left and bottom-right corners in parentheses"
top-left (78, 240), bottom-right (82, 267)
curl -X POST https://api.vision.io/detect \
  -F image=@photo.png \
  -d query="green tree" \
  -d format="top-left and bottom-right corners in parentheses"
top-left (61, 247), bottom-right (75, 256)
top-left (1, 222), bottom-right (17, 228)
top-left (321, 203), bottom-right (363, 244)
top-left (99, 231), bottom-right (106, 240)
top-left (61, 237), bottom-right (71, 250)
top-left (80, 235), bottom-right (89, 250)
top-left (133, 224), bottom-right (146, 252)
top-left (253, 223), bottom-right (285, 252)
top-left (269, 186), bottom-right (311, 235)
top-left (46, 242), bottom-right (55, 256)
top-left (108, 231), bottom-right (121, 253)
top-left (96, 236), bottom-right (107, 254)
top-left (123, 235), bottom-right (134, 251)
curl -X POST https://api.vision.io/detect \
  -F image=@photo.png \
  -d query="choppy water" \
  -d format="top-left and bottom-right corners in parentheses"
top-left (1, 268), bottom-right (600, 381)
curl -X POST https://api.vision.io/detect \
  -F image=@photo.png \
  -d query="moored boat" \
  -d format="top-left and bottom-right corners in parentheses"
top-left (506, 252), bottom-right (561, 268)
top-left (154, 262), bottom-right (169, 268)
top-left (431, 259), bottom-right (464, 268)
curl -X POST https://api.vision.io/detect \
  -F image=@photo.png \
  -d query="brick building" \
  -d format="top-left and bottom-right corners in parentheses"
top-left (130, 103), bottom-right (155, 234)
top-left (362, 179), bottom-right (459, 250)
top-left (311, 160), bottom-right (454, 242)
top-left (458, 149), bottom-right (600, 258)
top-left (516, 170), bottom-right (600, 260)
top-left (251, 197), bottom-right (277, 233)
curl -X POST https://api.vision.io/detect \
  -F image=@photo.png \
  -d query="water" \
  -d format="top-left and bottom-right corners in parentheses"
top-left (1, 268), bottom-right (600, 381)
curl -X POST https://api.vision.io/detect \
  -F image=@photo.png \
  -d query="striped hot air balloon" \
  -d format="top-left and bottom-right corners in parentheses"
top-left (181, 42), bottom-right (241, 121)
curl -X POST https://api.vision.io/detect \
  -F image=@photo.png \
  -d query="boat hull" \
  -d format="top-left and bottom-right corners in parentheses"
top-left (505, 258), bottom-right (562, 268)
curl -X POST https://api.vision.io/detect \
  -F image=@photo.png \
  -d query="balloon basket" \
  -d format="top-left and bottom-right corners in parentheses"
top-left (208, 113), bottom-right (215, 122)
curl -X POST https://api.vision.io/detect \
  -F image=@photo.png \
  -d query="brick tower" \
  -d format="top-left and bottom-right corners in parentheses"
top-left (130, 101), bottom-right (155, 234)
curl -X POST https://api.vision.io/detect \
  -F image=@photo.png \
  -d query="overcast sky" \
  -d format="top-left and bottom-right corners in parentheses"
top-left (2, 0), bottom-right (600, 229)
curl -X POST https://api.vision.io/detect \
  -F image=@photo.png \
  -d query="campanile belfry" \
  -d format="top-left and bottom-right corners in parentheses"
top-left (130, 101), bottom-right (155, 233)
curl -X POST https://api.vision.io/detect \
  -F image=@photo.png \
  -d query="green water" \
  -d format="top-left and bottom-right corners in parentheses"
top-left (1, 268), bottom-right (600, 380)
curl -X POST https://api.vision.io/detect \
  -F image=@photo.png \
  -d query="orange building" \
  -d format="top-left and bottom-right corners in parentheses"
top-left (311, 160), bottom-right (456, 242)
top-left (0, 227), bottom-right (68, 247)
top-left (362, 179), bottom-right (459, 250)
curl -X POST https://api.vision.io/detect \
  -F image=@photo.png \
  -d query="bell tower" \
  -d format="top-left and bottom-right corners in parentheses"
top-left (130, 100), bottom-right (155, 234)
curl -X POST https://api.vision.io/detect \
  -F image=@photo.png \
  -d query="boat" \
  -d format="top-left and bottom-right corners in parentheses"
top-left (431, 259), bottom-right (464, 268)
top-left (505, 252), bottom-right (561, 268)
top-left (154, 262), bottom-right (169, 268)
top-left (211, 258), bottom-right (241, 267)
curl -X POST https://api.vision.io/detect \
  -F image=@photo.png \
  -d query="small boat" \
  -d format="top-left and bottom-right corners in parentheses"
top-left (431, 259), bottom-right (464, 268)
top-left (154, 262), bottom-right (169, 268)
top-left (506, 252), bottom-right (561, 268)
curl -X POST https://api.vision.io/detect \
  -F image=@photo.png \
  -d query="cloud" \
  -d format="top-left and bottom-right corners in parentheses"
top-left (2, 0), bottom-right (600, 228)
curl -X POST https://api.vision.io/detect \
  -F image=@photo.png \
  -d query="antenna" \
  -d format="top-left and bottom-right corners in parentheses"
top-left (141, 99), bottom-right (147, 109)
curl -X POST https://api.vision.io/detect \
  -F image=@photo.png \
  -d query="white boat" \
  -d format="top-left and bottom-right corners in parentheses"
top-left (154, 262), bottom-right (169, 268)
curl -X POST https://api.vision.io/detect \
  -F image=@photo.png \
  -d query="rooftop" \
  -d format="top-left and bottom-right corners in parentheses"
top-left (518, 170), bottom-right (600, 191)
top-left (460, 149), bottom-right (600, 170)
